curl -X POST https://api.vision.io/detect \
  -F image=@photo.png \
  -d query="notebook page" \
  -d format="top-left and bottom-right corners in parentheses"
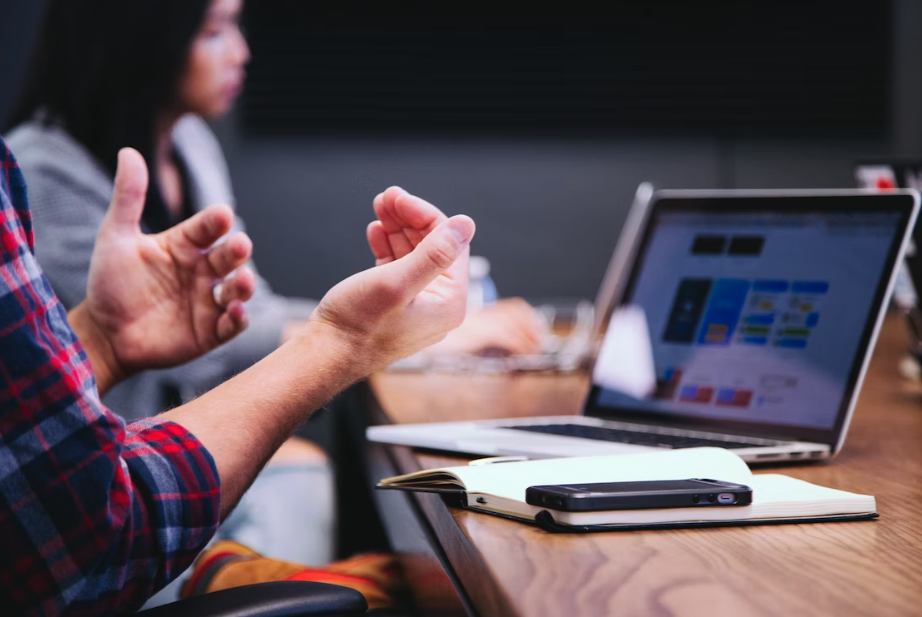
top-left (746, 474), bottom-right (876, 517)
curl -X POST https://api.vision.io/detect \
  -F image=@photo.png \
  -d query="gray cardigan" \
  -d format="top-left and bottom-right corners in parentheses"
top-left (7, 116), bottom-right (316, 420)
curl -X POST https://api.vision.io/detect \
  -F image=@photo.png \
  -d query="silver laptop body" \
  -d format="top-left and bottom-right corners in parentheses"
top-left (368, 189), bottom-right (920, 463)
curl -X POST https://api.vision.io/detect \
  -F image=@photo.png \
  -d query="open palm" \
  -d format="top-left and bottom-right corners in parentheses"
top-left (85, 148), bottom-right (256, 374)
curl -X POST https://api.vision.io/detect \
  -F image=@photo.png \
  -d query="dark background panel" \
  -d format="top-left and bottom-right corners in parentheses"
top-left (241, 1), bottom-right (891, 137)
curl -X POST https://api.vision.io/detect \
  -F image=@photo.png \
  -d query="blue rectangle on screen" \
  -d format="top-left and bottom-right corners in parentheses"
top-left (696, 279), bottom-right (750, 345)
top-left (777, 338), bottom-right (808, 349)
top-left (746, 315), bottom-right (775, 326)
top-left (753, 280), bottom-right (789, 293)
top-left (806, 312), bottom-right (820, 327)
top-left (679, 385), bottom-right (698, 399)
top-left (792, 281), bottom-right (829, 294)
top-left (742, 336), bottom-right (769, 346)
top-left (716, 388), bottom-right (735, 402)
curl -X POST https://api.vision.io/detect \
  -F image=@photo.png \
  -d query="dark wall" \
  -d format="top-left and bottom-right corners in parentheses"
top-left (240, 2), bottom-right (892, 139)
top-left (3, 1), bottom-right (921, 302)
top-left (0, 0), bottom-right (46, 125)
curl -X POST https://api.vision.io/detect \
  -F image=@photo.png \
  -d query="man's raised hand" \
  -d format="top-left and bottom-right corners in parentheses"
top-left (82, 148), bottom-right (256, 384)
top-left (309, 187), bottom-right (474, 376)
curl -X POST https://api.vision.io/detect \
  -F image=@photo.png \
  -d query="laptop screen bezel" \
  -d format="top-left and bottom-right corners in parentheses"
top-left (855, 159), bottom-right (922, 298)
top-left (582, 191), bottom-right (918, 446)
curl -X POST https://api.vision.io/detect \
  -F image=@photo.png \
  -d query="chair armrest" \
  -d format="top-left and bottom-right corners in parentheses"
top-left (140, 581), bottom-right (367, 617)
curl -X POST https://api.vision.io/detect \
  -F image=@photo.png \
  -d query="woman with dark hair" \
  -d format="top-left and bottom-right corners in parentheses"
top-left (7, 0), bottom-right (300, 415)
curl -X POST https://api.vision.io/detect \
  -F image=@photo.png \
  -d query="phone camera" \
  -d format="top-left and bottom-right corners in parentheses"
top-left (692, 494), bottom-right (701, 504)
top-left (707, 494), bottom-right (717, 503)
top-left (717, 493), bottom-right (736, 505)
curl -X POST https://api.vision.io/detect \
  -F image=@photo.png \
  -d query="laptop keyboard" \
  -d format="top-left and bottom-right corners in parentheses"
top-left (505, 423), bottom-right (775, 450)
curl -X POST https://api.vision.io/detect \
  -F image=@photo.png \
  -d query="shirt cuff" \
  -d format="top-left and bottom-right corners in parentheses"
top-left (122, 419), bottom-right (222, 585)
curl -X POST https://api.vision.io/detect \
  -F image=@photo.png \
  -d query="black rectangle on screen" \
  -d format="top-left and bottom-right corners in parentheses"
top-left (728, 236), bottom-right (765, 256)
top-left (691, 236), bottom-right (727, 255)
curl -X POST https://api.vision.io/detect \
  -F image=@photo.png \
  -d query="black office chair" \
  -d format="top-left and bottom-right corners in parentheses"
top-left (140, 581), bottom-right (368, 617)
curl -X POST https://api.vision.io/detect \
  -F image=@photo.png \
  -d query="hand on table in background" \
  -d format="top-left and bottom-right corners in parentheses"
top-left (307, 186), bottom-right (475, 376)
top-left (431, 297), bottom-right (548, 357)
top-left (71, 148), bottom-right (257, 393)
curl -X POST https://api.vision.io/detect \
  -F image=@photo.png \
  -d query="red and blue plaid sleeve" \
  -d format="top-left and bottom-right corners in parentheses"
top-left (0, 139), bottom-right (221, 616)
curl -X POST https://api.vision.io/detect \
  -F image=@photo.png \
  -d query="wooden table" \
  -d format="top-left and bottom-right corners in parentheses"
top-left (365, 315), bottom-right (922, 617)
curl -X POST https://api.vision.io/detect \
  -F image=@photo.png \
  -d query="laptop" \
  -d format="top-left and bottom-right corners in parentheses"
top-left (368, 190), bottom-right (920, 463)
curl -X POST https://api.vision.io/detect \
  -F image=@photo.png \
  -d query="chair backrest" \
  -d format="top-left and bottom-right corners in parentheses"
top-left (139, 581), bottom-right (368, 617)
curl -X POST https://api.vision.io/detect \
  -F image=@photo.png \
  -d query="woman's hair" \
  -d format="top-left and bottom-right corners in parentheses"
top-left (8, 0), bottom-right (212, 229)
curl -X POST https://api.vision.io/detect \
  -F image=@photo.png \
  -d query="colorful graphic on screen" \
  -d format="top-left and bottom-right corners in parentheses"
top-left (595, 209), bottom-right (901, 430)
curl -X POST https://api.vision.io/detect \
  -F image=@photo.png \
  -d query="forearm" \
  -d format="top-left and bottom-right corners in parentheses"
top-left (68, 302), bottom-right (127, 396)
top-left (161, 320), bottom-right (363, 518)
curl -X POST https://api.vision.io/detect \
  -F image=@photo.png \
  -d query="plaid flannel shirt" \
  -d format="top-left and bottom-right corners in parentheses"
top-left (0, 138), bottom-right (221, 616)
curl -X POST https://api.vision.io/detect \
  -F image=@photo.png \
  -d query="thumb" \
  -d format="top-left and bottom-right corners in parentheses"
top-left (380, 215), bottom-right (476, 300)
top-left (102, 148), bottom-right (148, 233)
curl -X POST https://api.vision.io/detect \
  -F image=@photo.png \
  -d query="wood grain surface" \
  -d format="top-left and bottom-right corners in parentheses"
top-left (369, 315), bottom-right (922, 617)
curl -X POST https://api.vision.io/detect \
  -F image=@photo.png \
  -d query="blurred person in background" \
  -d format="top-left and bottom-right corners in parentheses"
top-left (5, 0), bottom-right (543, 605)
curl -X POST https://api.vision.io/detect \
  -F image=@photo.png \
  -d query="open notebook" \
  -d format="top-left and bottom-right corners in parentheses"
top-left (377, 448), bottom-right (877, 531)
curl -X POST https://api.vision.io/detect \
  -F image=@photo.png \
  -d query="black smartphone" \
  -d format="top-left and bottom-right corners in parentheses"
top-left (525, 478), bottom-right (753, 512)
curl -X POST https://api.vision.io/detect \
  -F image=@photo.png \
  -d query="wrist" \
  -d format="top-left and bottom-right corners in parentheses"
top-left (296, 319), bottom-right (377, 384)
top-left (281, 320), bottom-right (310, 345)
top-left (68, 303), bottom-right (129, 395)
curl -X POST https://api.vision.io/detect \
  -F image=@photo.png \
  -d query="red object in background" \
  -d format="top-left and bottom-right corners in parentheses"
top-left (876, 177), bottom-right (897, 191)
top-left (716, 390), bottom-right (754, 408)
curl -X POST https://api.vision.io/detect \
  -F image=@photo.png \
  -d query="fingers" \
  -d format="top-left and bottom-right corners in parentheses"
top-left (503, 302), bottom-right (547, 353)
top-left (507, 322), bottom-right (544, 354)
top-left (211, 268), bottom-right (255, 345)
top-left (461, 299), bottom-right (545, 355)
top-left (367, 221), bottom-right (395, 265)
top-left (373, 188), bottom-right (413, 259)
top-left (171, 204), bottom-right (237, 251)
top-left (101, 148), bottom-right (148, 233)
top-left (393, 191), bottom-right (447, 232)
top-left (373, 187), bottom-right (411, 233)
top-left (215, 299), bottom-right (249, 343)
top-left (374, 187), bottom-right (449, 260)
top-left (377, 215), bottom-right (476, 301)
top-left (217, 266), bottom-right (257, 307)
top-left (493, 298), bottom-right (549, 339)
top-left (383, 224), bottom-right (414, 261)
top-left (206, 231), bottom-right (253, 277)
top-left (486, 328), bottom-right (542, 356)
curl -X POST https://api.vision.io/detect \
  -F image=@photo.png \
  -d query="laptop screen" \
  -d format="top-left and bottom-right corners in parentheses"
top-left (586, 194), bottom-right (916, 443)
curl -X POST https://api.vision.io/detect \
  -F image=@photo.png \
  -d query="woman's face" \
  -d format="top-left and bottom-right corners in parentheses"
top-left (177, 0), bottom-right (250, 119)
